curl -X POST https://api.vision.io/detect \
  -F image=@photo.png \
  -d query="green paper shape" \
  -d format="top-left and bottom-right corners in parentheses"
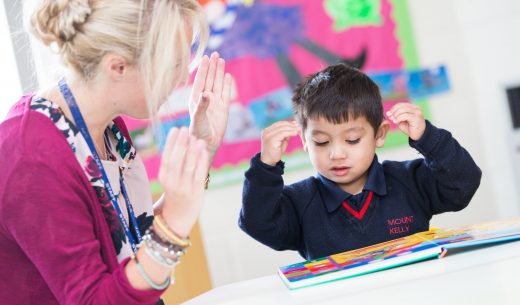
top-left (325, 0), bottom-right (382, 31)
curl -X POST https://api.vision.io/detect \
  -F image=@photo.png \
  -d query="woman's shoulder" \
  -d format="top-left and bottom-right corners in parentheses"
top-left (1, 95), bottom-right (77, 164)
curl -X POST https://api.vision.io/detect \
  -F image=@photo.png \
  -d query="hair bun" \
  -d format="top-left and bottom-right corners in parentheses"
top-left (30, 0), bottom-right (92, 46)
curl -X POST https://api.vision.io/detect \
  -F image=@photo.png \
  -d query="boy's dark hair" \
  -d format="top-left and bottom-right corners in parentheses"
top-left (292, 64), bottom-right (383, 133)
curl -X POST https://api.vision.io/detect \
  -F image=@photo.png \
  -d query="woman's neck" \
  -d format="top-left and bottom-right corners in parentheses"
top-left (41, 77), bottom-right (119, 158)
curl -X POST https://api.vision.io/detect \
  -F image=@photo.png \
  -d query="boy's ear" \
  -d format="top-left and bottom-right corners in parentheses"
top-left (375, 120), bottom-right (390, 148)
top-left (299, 130), bottom-right (308, 152)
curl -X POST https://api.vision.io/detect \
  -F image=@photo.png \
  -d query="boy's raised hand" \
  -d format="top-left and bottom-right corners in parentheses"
top-left (260, 121), bottom-right (300, 166)
top-left (386, 102), bottom-right (426, 141)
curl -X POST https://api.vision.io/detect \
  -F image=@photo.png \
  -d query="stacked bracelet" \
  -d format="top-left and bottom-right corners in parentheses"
top-left (133, 254), bottom-right (171, 290)
top-left (142, 228), bottom-right (186, 267)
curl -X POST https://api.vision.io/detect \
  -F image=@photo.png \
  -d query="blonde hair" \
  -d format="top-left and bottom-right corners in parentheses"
top-left (29, 0), bottom-right (208, 114)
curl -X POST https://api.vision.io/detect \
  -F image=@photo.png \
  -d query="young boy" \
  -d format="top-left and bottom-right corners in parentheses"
top-left (239, 64), bottom-right (481, 260)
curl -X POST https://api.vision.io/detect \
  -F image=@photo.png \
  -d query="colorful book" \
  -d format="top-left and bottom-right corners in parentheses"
top-left (278, 218), bottom-right (520, 289)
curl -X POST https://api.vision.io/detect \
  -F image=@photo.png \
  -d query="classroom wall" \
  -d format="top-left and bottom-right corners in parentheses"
top-left (0, 0), bottom-right (23, 118)
top-left (452, 0), bottom-right (520, 218)
top-left (2, 0), bottom-right (520, 292)
top-left (198, 0), bottom-right (520, 287)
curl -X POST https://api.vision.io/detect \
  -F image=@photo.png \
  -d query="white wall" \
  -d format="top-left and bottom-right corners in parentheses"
top-left (0, 1), bottom-right (23, 118)
top-left (199, 0), bottom-right (520, 287)
top-left (453, 0), bottom-right (520, 218)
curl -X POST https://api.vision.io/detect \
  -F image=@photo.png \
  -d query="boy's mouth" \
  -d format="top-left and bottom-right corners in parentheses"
top-left (331, 166), bottom-right (351, 176)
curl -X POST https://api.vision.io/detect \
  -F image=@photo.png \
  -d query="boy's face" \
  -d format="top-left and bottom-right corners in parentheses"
top-left (301, 116), bottom-right (389, 194)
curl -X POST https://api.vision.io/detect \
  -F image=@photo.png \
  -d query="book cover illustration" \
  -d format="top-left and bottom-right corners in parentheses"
top-left (279, 217), bottom-right (520, 289)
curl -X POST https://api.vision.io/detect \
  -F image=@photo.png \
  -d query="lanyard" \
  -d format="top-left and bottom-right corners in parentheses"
top-left (58, 79), bottom-right (142, 253)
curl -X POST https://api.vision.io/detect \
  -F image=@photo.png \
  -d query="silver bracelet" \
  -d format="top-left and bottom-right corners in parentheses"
top-left (141, 229), bottom-right (186, 267)
top-left (133, 255), bottom-right (171, 290)
top-left (143, 240), bottom-right (177, 267)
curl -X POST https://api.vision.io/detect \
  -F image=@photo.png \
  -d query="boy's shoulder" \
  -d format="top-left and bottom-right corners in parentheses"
top-left (284, 176), bottom-right (320, 212)
top-left (287, 176), bottom-right (318, 189)
top-left (379, 158), bottom-right (431, 190)
top-left (381, 158), bottom-right (425, 170)
top-left (285, 176), bottom-right (320, 199)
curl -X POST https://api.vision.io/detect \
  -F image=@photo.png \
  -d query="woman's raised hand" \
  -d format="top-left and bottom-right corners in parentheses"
top-left (189, 52), bottom-right (233, 164)
top-left (157, 127), bottom-right (209, 238)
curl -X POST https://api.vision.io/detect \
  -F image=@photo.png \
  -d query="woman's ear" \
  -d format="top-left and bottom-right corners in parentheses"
top-left (104, 54), bottom-right (129, 80)
top-left (375, 120), bottom-right (390, 148)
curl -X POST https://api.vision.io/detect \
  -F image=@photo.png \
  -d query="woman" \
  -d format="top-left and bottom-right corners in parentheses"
top-left (0, 0), bottom-right (232, 304)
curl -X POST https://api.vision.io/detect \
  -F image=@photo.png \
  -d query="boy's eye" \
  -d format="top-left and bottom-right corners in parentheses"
top-left (313, 140), bottom-right (329, 146)
top-left (346, 139), bottom-right (360, 144)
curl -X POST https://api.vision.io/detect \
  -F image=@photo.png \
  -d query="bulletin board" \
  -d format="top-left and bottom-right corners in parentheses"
top-left (126, 0), bottom-right (450, 193)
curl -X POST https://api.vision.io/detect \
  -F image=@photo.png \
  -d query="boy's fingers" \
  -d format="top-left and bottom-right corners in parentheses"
top-left (264, 126), bottom-right (299, 140)
top-left (267, 130), bottom-right (300, 146)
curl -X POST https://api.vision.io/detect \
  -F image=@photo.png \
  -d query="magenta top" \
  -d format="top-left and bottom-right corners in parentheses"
top-left (0, 96), bottom-right (164, 305)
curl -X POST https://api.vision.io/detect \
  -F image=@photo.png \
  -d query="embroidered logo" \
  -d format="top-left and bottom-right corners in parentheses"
top-left (387, 215), bottom-right (414, 235)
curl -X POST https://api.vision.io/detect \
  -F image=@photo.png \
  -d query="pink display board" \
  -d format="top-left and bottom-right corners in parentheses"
top-left (126, 0), bottom-right (440, 190)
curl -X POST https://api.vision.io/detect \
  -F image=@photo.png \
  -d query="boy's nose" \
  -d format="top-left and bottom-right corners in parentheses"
top-left (329, 145), bottom-right (347, 160)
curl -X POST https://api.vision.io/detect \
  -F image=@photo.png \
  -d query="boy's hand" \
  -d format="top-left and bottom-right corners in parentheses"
top-left (386, 102), bottom-right (426, 141)
top-left (260, 121), bottom-right (300, 166)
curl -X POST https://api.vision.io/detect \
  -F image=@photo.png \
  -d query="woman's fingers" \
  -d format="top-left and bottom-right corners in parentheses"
top-left (193, 93), bottom-right (211, 120)
top-left (204, 52), bottom-right (220, 92)
top-left (212, 58), bottom-right (225, 94)
top-left (194, 139), bottom-right (209, 187)
top-left (158, 128), bottom-right (180, 186)
top-left (192, 55), bottom-right (210, 98)
top-left (159, 126), bottom-right (210, 191)
top-left (160, 128), bottom-right (179, 168)
top-left (166, 127), bottom-right (190, 181)
top-left (182, 136), bottom-right (198, 176)
top-left (222, 73), bottom-right (233, 106)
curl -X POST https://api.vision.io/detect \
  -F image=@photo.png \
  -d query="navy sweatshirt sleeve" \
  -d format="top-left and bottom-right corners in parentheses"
top-left (387, 120), bottom-right (482, 215)
top-left (239, 154), bottom-right (307, 252)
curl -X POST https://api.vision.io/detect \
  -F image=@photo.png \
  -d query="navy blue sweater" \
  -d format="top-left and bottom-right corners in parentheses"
top-left (239, 121), bottom-right (482, 260)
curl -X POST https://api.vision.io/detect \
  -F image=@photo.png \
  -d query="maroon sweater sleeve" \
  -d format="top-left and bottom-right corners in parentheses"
top-left (0, 102), bottom-right (164, 304)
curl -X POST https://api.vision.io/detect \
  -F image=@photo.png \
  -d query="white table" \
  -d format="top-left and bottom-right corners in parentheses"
top-left (183, 241), bottom-right (520, 305)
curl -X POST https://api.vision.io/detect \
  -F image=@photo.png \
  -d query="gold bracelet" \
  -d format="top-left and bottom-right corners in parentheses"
top-left (204, 173), bottom-right (210, 190)
top-left (154, 215), bottom-right (191, 248)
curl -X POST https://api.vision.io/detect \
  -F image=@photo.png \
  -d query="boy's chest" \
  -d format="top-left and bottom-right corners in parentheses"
top-left (300, 192), bottom-right (430, 258)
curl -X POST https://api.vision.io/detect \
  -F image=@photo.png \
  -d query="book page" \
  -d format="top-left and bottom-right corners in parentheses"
top-left (416, 218), bottom-right (520, 248)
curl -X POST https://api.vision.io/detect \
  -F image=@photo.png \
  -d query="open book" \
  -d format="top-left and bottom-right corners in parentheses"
top-left (278, 217), bottom-right (520, 289)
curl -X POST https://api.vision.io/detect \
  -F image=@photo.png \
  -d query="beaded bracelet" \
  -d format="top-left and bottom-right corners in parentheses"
top-left (133, 254), bottom-right (171, 290)
top-left (142, 228), bottom-right (186, 267)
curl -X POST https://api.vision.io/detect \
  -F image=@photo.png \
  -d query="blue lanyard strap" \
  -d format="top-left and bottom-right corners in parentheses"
top-left (58, 79), bottom-right (141, 252)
